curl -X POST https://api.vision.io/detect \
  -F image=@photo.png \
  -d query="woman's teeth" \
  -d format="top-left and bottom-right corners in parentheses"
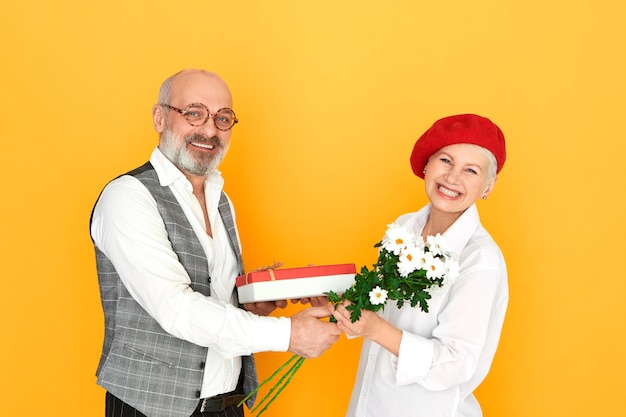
top-left (438, 185), bottom-right (459, 197)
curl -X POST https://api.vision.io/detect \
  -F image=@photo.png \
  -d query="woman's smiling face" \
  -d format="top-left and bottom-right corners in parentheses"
top-left (423, 143), bottom-right (496, 217)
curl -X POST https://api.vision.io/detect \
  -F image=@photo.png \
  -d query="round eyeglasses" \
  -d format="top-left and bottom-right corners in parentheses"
top-left (160, 103), bottom-right (238, 131)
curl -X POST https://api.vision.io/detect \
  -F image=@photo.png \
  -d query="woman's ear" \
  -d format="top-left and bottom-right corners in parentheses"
top-left (152, 104), bottom-right (165, 133)
top-left (482, 176), bottom-right (497, 199)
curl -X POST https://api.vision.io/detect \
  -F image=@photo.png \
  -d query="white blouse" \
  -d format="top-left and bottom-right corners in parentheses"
top-left (347, 204), bottom-right (508, 417)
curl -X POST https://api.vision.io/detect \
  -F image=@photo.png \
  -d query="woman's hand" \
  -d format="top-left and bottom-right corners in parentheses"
top-left (330, 302), bottom-right (382, 338)
top-left (330, 302), bottom-right (402, 356)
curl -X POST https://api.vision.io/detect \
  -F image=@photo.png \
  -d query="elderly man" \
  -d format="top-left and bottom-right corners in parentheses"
top-left (91, 69), bottom-right (340, 417)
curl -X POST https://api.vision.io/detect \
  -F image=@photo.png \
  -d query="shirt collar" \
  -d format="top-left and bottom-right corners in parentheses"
top-left (442, 203), bottom-right (481, 258)
top-left (413, 203), bottom-right (481, 259)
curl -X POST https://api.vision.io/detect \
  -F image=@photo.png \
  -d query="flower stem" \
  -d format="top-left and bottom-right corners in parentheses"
top-left (237, 354), bottom-right (305, 415)
top-left (253, 356), bottom-right (305, 416)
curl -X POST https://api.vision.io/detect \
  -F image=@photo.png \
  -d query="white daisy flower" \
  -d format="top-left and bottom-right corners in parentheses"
top-left (424, 255), bottom-right (446, 279)
top-left (369, 286), bottom-right (388, 305)
top-left (415, 249), bottom-right (433, 270)
top-left (426, 233), bottom-right (451, 257)
top-left (397, 255), bottom-right (416, 277)
top-left (397, 245), bottom-right (422, 277)
top-left (381, 223), bottom-right (416, 255)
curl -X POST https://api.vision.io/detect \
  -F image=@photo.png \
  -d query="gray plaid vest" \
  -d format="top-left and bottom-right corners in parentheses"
top-left (92, 162), bottom-right (257, 417)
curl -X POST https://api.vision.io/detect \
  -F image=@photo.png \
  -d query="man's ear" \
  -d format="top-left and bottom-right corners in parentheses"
top-left (152, 104), bottom-right (165, 133)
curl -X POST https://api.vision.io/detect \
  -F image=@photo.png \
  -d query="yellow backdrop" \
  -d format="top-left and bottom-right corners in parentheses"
top-left (1, 1), bottom-right (625, 416)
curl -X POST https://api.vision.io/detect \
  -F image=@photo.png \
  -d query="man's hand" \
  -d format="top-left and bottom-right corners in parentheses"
top-left (243, 300), bottom-right (288, 316)
top-left (288, 306), bottom-right (341, 358)
top-left (290, 296), bottom-right (329, 307)
top-left (245, 296), bottom-right (329, 316)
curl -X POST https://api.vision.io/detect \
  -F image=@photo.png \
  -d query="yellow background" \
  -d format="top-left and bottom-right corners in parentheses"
top-left (1, 1), bottom-right (625, 416)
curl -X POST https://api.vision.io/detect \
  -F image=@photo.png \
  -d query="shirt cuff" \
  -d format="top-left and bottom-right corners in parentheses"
top-left (251, 316), bottom-right (292, 353)
top-left (393, 331), bottom-right (434, 386)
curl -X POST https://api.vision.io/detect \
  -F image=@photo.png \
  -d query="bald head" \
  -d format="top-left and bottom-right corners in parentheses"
top-left (158, 69), bottom-right (232, 106)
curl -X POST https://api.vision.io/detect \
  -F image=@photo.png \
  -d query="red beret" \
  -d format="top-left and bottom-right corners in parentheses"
top-left (410, 114), bottom-right (506, 179)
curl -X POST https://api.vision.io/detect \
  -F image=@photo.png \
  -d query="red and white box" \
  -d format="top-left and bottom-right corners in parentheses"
top-left (236, 263), bottom-right (356, 303)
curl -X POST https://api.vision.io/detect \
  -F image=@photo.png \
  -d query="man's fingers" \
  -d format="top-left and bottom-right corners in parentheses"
top-left (304, 305), bottom-right (333, 319)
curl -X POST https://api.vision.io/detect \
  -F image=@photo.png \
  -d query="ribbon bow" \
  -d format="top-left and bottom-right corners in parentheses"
top-left (245, 261), bottom-right (284, 284)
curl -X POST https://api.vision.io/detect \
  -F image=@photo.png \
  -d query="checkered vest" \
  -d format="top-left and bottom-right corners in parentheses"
top-left (92, 162), bottom-right (257, 417)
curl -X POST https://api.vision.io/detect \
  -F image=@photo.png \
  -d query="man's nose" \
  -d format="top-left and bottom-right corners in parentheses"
top-left (198, 116), bottom-right (219, 135)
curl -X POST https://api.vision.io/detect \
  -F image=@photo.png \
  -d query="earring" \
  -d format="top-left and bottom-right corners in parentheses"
top-left (482, 195), bottom-right (487, 200)
top-left (423, 169), bottom-right (426, 174)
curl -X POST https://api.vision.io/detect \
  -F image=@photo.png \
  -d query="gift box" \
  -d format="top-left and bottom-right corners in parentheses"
top-left (236, 263), bottom-right (356, 303)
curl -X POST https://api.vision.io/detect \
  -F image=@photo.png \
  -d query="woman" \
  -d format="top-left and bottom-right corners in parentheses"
top-left (332, 114), bottom-right (509, 417)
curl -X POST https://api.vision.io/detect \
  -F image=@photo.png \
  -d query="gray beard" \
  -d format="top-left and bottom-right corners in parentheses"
top-left (159, 129), bottom-right (227, 176)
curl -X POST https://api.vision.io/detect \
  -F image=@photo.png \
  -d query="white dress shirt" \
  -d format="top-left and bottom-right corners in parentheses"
top-left (91, 147), bottom-right (291, 398)
top-left (347, 204), bottom-right (508, 417)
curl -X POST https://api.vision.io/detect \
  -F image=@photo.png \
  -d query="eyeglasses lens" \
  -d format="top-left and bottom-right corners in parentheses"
top-left (184, 105), bottom-right (235, 130)
top-left (184, 105), bottom-right (208, 126)
top-left (214, 109), bottom-right (235, 130)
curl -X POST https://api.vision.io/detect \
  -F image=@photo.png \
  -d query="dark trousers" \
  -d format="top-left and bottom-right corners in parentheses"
top-left (106, 392), bottom-right (244, 417)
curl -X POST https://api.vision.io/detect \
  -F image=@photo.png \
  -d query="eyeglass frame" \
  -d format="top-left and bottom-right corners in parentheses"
top-left (159, 102), bottom-right (238, 131)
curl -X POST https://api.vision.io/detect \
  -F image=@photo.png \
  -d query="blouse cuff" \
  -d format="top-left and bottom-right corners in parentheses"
top-left (393, 331), bottom-right (434, 386)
